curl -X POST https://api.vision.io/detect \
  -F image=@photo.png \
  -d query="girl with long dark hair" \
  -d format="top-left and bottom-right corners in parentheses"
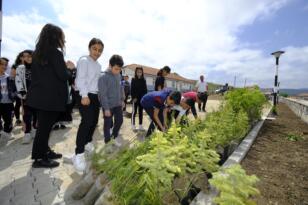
top-left (130, 66), bottom-right (147, 131)
top-left (27, 23), bottom-right (70, 168)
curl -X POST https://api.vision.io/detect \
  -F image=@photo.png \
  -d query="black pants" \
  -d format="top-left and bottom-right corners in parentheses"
top-left (131, 99), bottom-right (143, 125)
top-left (144, 108), bottom-right (164, 137)
top-left (0, 103), bottom-right (14, 133)
top-left (75, 93), bottom-right (100, 154)
top-left (123, 94), bottom-right (129, 111)
top-left (14, 98), bottom-right (21, 120)
top-left (198, 92), bottom-right (208, 111)
top-left (32, 110), bottom-right (61, 160)
top-left (23, 102), bottom-right (37, 133)
top-left (103, 106), bottom-right (123, 143)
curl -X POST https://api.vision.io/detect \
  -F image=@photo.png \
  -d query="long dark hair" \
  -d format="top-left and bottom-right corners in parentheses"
top-left (157, 65), bottom-right (171, 76)
top-left (134, 66), bottom-right (145, 79)
top-left (33, 23), bottom-right (65, 65)
top-left (13, 51), bottom-right (24, 68)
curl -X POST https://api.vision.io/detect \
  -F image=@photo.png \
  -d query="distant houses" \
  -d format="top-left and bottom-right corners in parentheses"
top-left (122, 64), bottom-right (197, 92)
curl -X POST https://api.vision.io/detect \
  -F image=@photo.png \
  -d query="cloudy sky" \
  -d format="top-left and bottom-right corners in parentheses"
top-left (2, 0), bottom-right (308, 88)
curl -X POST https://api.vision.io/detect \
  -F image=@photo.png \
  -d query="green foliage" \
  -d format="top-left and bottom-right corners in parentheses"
top-left (279, 93), bottom-right (289, 97)
top-left (285, 133), bottom-right (303, 141)
top-left (209, 164), bottom-right (260, 205)
top-left (225, 88), bottom-right (267, 123)
top-left (91, 88), bottom-right (265, 205)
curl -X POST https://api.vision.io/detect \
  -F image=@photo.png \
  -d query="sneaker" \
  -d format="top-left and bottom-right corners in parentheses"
top-left (73, 153), bottom-right (86, 172)
top-left (114, 137), bottom-right (122, 147)
top-left (47, 150), bottom-right (62, 159)
top-left (32, 159), bottom-right (59, 168)
top-left (15, 119), bottom-right (22, 126)
top-left (131, 125), bottom-right (137, 131)
top-left (22, 133), bottom-right (32, 144)
top-left (60, 124), bottom-right (67, 129)
top-left (85, 142), bottom-right (95, 153)
top-left (53, 124), bottom-right (60, 130)
top-left (1, 131), bottom-right (14, 141)
top-left (138, 125), bottom-right (145, 131)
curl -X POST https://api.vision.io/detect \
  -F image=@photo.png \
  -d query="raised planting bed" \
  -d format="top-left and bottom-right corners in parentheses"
top-left (70, 87), bottom-right (268, 205)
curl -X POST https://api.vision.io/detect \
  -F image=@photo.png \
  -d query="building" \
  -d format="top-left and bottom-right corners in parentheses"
top-left (122, 64), bottom-right (196, 92)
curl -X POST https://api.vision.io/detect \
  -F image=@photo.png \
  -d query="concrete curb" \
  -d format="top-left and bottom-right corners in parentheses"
top-left (191, 106), bottom-right (272, 205)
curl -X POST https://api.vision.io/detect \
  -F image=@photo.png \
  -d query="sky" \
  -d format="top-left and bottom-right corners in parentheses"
top-left (1, 0), bottom-right (308, 88)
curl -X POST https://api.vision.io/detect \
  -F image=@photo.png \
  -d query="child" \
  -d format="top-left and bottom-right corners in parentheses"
top-left (26, 23), bottom-right (70, 168)
top-left (141, 89), bottom-right (181, 137)
top-left (168, 91), bottom-right (201, 124)
top-left (0, 58), bottom-right (16, 141)
top-left (130, 66), bottom-right (147, 131)
top-left (122, 75), bottom-right (130, 112)
top-left (15, 49), bottom-right (38, 144)
top-left (73, 38), bottom-right (104, 172)
top-left (98, 55), bottom-right (124, 146)
top-left (154, 66), bottom-right (171, 91)
top-left (12, 52), bottom-right (24, 126)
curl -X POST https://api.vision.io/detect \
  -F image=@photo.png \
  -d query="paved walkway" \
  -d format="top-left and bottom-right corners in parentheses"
top-left (0, 100), bottom-right (221, 205)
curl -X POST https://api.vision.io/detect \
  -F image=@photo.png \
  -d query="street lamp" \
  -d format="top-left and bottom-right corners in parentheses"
top-left (271, 51), bottom-right (285, 109)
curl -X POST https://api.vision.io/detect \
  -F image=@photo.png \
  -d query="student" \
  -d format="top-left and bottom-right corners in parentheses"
top-left (53, 61), bottom-right (76, 130)
top-left (98, 55), bottom-right (124, 146)
top-left (195, 75), bottom-right (208, 112)
top-left (141, 89), bottom-right (181, 137)
top-left (26, 23), bottom-right (70, 168)
top-left (122, 75), bottom-right (130, 112)
top-left (15, 49), bottom-right (38, 144)
top-left (11, 52), bottom-right (24, 126)
top-left (130, 66), bottom-right (147, 131)
top-left (0, 58), bottom-right (16, 141)
top-left (168, 91), bottom-right (201, 124)
top-left (154, 66), bottom-right (171, 91)
top-left (73, 38), bottom-right (104, 172)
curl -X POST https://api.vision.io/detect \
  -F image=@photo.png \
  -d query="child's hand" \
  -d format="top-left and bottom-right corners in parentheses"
top-left (104, 110), bottom-right (111, 117)
top-left (81, 97), bottom-right (90, 106)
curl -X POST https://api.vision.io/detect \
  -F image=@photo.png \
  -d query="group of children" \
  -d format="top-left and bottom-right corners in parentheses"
top-left (0, 23), bottom-right (207, 172)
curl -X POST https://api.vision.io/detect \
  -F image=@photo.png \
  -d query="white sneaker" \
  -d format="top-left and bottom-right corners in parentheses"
top-left (114, 137), bottom-right (122, 147)
top-left (22, 133), bottom-right (32, 144)
top-left (31, 128), bottom-right (37, 139)
top-left (1, 131), bottom-right (14, 141)
top-left (138, 125), bottom-right (145, 131)
top-left (85, 142), bottom-right (95, 153)
top-left (73, 153), bottom-right (86, 172)
top-left (131, 125), bottom-right (136, 130)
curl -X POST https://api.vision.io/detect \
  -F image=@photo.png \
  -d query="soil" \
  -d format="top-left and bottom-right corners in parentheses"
top-left (241, 103), bottom-right (308, 205)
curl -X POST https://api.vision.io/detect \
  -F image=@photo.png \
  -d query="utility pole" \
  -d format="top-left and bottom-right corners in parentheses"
top-left (0, 0), bottom-right (3, 57)
top-left (244, 78), bottom-right (247, 88)
top-left (233, 76), bottom-right (236, 88)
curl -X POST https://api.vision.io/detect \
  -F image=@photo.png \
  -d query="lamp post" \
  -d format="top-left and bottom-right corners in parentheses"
top-left (271, 51), bottom-right (285, 109)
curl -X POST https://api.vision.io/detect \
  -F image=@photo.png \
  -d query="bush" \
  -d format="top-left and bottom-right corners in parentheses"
top-left (209, 164), bottom-right (260, 205)
top-left (224, 88), bottom-right (267, 123)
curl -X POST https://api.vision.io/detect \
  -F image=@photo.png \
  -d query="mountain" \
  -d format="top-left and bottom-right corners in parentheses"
top-left (279, 88), bottom-right (308, 96)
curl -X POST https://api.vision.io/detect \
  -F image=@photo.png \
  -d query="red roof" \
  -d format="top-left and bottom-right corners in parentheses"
top-left (124, 64), bottom-right (196, 84)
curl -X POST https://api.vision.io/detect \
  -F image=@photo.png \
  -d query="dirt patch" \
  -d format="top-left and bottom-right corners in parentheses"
top-left (241, 103), bottom-right (308, 205)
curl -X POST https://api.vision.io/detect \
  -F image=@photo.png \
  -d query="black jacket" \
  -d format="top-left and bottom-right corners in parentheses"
top-left (26, 49), bottom-right (69, 112)
top-left (131, 77), bottom-right (147, 100)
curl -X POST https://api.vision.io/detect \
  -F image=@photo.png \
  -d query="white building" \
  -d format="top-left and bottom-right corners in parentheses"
top-left (122, 64), bottom-right (196, 92)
